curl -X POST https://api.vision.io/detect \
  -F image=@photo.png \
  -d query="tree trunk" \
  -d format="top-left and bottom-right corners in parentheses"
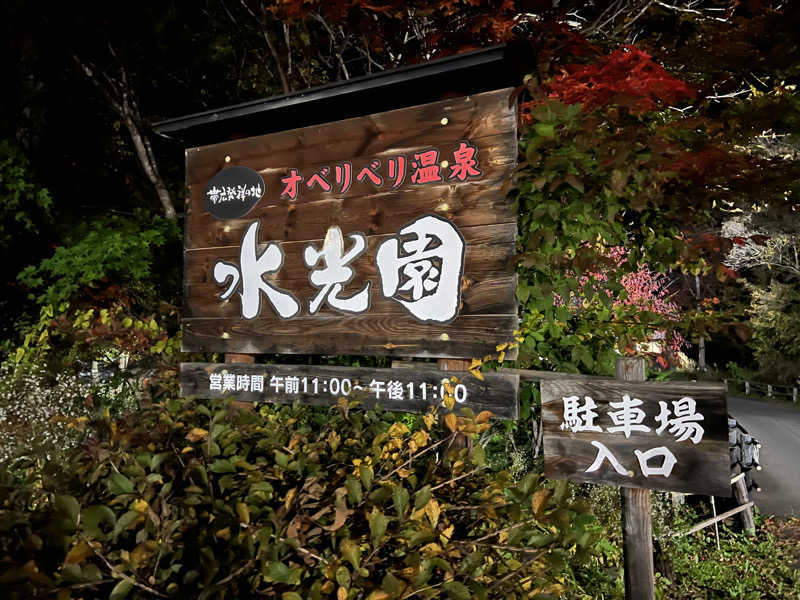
top-left (123, 114), bottom-right (176, 220)
top-left (695, 274), bottom-right (706, 371)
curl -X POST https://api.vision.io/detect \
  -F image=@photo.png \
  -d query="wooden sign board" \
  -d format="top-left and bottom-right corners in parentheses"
top-left (542, 380), bottom-right (730, 497)
top-left (181, 362), bottom-right (519, 419)
top-left (182, 88), bottom-right (518, 359)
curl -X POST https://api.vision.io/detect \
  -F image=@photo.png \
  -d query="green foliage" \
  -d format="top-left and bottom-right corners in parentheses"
top-left (0, 398), bottom-right (602, 599)
top-left (0, 360), bottom-right (92, 468)
top-left (17, 213), bottom-right (180, 306)
top-left (513, 98), bottom-right (699, 374)
top-left (0, 139), bottom-right (52, 249)
top-left (747, 281), bottom-right (800, 384)
top-left (662, 510), bottom-right (800, 599)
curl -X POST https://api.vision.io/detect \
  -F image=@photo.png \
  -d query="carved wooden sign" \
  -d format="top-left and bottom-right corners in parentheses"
top-left (181, 363), bottom-right (519, 419)
top-left (182, 88), bottom-right (518, 359)
top-left (542, 380), bottom-right (730, 496)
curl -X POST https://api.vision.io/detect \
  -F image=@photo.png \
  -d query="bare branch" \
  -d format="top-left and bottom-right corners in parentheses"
top-left (238, 0), bottom-right (290, 94)
top-left (73, 52), bottom-right (176, 219)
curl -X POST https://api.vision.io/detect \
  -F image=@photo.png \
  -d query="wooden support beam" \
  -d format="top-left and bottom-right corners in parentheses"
top-left (732, 476), bottom-right (755, 535)
top-left (616, 356), bottom-right (655, 600)
top-left (672, 502), bottom-right (754, 538)
top-left (225, 353), bottom-right (255, 410)
top-left (439, 358), bottom-right (473, 456)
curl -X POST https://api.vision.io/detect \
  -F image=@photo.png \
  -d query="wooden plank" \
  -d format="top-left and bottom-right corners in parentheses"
top-left (185, 88), bottom-right (516, 187)
top-left (501, 369), bottom-right (611, 383)
top-left (672, 502), bottom-right (754, 538)
top-left (185, 177), bottom-right (515, 250)
top-left (542, 379), bottom-right (730, 497)
top-left (183, 222), bottom-right (517, 285)
top-left (182, 88), bottom-right (518, 360)
top-left (180, 362), bottom-right (519, 420)
top-left (182, 314), bottom-right (519, 359)
top-left (184, 274), bottom-right (517, 319)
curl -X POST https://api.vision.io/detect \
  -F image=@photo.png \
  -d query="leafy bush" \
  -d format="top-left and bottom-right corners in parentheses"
top-left (0, 361), bottom-right (92, 467)
top-left (662, 509), bottom-right (800, 599)
top-left (747, 281), bottom-right (800, 384)
top-left (0, 397), bottom-right (601, 599)
top-left (17, 213), bottom-right (181, 307)
top-left (0, 139), bottom-right (52, 250)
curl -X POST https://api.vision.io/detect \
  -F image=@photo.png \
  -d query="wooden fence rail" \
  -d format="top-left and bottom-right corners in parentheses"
top-left (723, 378), bottom-right (797, 402)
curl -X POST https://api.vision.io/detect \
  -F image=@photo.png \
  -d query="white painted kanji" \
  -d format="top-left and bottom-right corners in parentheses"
top-left (285, 376), bottom-right (300, 394)
top-left (375, 215), bottom-right (465, 323)
top-left (222, 373), bottom-right (236, 391)
top-left (585, 441), bottom-right (630, 476)
top-left (251, 375), bottom-right (265, 392)
top-left (269, 376), bottom-right (284, 393)
top-left (655, 397), bottom-right (705, 444)
top-left (607, 394), bottom-right (651, 438)
top-left (303, 226), bottom-right (370, 314)
top-left (236, 374), bottom-right (250, 391)
top-left (213, 221), bottom-right (300, 319)
top-left (560, 395), bottom-right (602, 432)
top-left (635, 446), bottom-right (677, 477)
top-left (386, 380), bottom-right (404, 401)
top-left (369, 379), bottom-right (386, 399)
top-left (209, 373), bottom-right (222, 391)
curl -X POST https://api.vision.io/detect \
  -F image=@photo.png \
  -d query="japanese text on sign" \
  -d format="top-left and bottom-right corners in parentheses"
top-left (561, 393), bottom-right (705, 479)
top-left (181, 363), bottom-right (520, 420)
top-left (279, 141), bottom-right (482, 201)
top-left (541, 379), bottom-right (729, 497)
top-left (208, 372), bottom-right (469, 404)
top-left (212, 214), bottom-right (465, 323)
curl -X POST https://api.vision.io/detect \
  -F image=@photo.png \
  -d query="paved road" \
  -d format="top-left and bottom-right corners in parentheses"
top-left (727, 395), bottom-right (800, 516)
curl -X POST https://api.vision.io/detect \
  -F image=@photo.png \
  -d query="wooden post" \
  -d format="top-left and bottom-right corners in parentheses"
top-left (439, 358), bottom-right (472, 455)
top-left (733, 476), bottom-right (755, 536)
top-left (794, 387), bottom-right (797, 403)
top-left (615, 356), bottom-right (655, 600)
top-left (226, 354), bottom-right (255, 410)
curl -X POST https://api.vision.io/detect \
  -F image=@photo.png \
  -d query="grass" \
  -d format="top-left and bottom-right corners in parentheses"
top-left (661, 511), bottom-right (800, 599)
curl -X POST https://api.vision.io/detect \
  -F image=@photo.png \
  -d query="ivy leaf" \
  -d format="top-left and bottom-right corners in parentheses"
top-left (106, 473), bottom-right (134, 495)
top-left (209, 459), bottom-right (236, 473)
top-left (340, 538), bottom-right (361, 569)
top-left (266, 561), bottom-right (291, 583)
top-left (534, 123), bottom-right (555, 138)
top-left (359, 464), bottom-right (374, 490)
top-left (55, 495), bottom-right (80, 525)
top-left (424, 499), bottom-right (440, 528)
top-left (345, 477), bottom-right (363, 505)
top-left (414, 486), bottom-right (431, 510)
top-left (109, 579), bottom-right (133, 600)
top-left (81, 505), bottom-right (116, 538)
top-left (393, 485), bottom-right (409, 517)
top-left (442, 581), bottom-right (471, 600)
top-left (274, 451), bottom-right (289, 469)
top-left (382, 572), bottom-right (404, 598)
top-left (368, 508), bottom-right (390, 546)
top-left (185, 427), bottom-right (208, 442)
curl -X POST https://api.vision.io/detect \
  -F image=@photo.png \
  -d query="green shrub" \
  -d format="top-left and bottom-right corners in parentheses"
top-left (0, 361), bottom-right (92, 468)
top-left (0, 397), bottom-right (601, 599)
top-left (17, 213), bottom-right (180, 307)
